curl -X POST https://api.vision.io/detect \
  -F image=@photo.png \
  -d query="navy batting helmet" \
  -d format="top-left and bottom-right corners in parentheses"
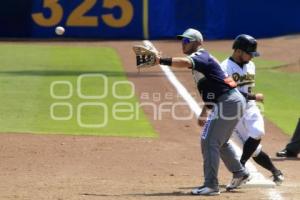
top-left (233, 34), bottom-right (260, 57)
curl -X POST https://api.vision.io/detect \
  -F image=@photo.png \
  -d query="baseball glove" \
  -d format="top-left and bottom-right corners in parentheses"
top-left (132, 44), bottom-right (158, 68)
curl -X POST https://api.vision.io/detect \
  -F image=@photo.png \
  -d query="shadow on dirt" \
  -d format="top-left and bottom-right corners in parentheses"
top-left (271, 157), bottom-right (300, 161)
top-left (80, 191), bottom-right (190, 197)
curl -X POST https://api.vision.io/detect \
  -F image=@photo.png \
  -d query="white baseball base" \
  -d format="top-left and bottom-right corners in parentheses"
top-left (243, 172), bottom-right (276, 188)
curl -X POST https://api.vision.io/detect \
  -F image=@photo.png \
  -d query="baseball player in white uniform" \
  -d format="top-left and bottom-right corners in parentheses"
top-left (221, 34), bottom-right (284, 185)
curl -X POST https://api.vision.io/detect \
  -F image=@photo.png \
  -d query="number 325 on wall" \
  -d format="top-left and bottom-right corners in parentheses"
top-left (32, 0), bottom-right (134, 28)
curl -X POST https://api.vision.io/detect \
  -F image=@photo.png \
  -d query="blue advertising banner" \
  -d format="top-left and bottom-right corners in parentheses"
top-left (0, 0), bottom-right (33, 37)
top-left (148, 0), bottom-right (205, 39)
top-left (0, 0), bottom-right (300, 39)
top-left (203, 0), bottom-right (300, 39)
top-left (29, 0), bottom-right (204, 39)
top-left (30, 0), bottom-right (145, 39)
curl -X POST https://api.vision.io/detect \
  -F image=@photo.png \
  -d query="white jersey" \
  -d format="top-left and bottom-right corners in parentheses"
top-left (220, 58), bottom-right (255, 95)
top-left (221, 58), bottom-right (265, 152)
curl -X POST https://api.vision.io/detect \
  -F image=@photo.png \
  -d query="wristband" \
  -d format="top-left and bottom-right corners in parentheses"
top-left (159, 57), bottom-right (172, 66)
top-left (247, 93), bottom-right (256, 100)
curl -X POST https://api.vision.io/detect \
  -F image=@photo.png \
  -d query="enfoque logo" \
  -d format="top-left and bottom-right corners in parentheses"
top-left (50, 74), bottom-right (135, 128)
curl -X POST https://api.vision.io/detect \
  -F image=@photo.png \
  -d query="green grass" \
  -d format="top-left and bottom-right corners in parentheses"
top-left (1, 45), bottom-right (297, 137)
top-left (255, 69), bottom-right (300, 135)
top-left (212, 51), bottom-right (299, 135)
top-left (0, 44), bottom-right (157, 137)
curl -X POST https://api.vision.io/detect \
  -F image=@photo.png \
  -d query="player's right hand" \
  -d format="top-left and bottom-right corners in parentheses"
top-left (198, 118), bottom-right (206, 126)
top-left (255, 93), bottom-right (264, 103)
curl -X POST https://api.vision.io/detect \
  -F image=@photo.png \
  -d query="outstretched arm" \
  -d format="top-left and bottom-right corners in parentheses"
top-left (156, 56), bottom-right (193, 68)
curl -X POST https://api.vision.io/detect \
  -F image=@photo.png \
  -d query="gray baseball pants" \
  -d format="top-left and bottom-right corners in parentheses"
top-left (201, 89), bottom-right (247, 189)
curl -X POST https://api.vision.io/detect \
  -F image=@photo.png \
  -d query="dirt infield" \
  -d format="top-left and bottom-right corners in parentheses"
top-left (0, 36), bottom-right (300, 200)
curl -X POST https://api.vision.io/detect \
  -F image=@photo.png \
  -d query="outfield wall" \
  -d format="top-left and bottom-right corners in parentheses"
top-left (1, 0), bottom-right (300, 39)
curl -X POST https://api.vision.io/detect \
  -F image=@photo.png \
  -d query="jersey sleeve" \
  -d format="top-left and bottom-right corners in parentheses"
top-left (187, 56), bottom-right (196, 69)
top-left (250, 61), bottom-right (256, 75)
top-left (188, 52), bottom-right (206, 73)
top-left (249, 61), bottom-right (256, 87)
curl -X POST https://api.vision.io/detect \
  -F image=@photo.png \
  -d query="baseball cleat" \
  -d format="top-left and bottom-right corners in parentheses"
top-left (273, 170), bottom-right (284, 185)
top-left (226, 173), bottom-right (250, 191)
top-left (276, 149), bottom-right (298, 158)
top-left (191, 186), bottom-right (220, 196)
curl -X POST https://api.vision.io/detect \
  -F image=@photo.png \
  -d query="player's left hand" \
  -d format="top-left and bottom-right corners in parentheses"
top-left (155, 52), bottom-right (162, 65)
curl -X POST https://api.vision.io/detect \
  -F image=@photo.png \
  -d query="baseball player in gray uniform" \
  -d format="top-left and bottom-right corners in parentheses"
top-left (155, 28), bottom-right (250, 195)
top-left (221, 34), bottom-right (284, 185)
